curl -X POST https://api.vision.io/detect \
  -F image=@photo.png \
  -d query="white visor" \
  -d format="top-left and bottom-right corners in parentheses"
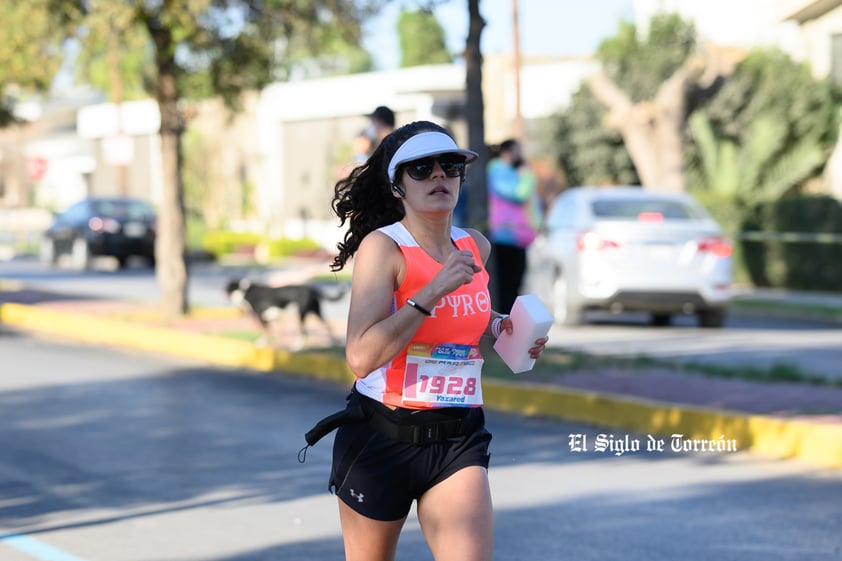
top-left (388, 132), bottom-right (478, 182)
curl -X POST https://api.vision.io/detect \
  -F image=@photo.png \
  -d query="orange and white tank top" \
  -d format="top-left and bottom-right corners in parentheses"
top-left (355, 222), bottom-right (491, 409)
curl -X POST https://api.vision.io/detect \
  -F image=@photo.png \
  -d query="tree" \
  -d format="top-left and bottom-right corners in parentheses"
top-left (73, 3), bottom-right (152, 104)
top-left (687, 48), bottom-right (839, 206)
top-left (6, 0), bottom-right (490, 310)
top-left (397, 7), bottom-right (452, 67)
top-left (553, 86), bottom-right (639, 187)
top-left (40, 0), bottom-right (381, 319)
top-left (586, 13), bottom-right (737, 191)
top-left (0, 0), bottom-right (79, 125)
top-left (685, 48), bottom-right (840, 287)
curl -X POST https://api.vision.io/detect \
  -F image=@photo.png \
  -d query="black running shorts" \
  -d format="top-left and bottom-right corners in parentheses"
top-left (329, 405), bottom-right (492, 521)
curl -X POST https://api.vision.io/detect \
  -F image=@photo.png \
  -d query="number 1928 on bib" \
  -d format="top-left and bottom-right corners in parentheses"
top-left (402, 343), bottom-right (484, 407)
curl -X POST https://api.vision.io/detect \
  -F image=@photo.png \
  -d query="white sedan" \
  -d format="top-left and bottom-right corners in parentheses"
top-left (530, 186), bottom-right (732, 327)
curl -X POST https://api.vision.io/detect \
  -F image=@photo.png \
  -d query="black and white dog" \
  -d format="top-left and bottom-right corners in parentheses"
top-left (225, 277), bottom-right (347, 348)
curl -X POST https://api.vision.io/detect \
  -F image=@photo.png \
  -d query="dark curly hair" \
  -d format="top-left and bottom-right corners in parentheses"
top-left (330, 120), bottom-right (454, 272)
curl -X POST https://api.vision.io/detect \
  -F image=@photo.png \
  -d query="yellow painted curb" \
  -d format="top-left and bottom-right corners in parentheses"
top-left (2, 301), bottom-right (840, 470)
top-left (482, 380), bottom-right (842, 470)
top-left (0, 302), bottom-right (356, 384)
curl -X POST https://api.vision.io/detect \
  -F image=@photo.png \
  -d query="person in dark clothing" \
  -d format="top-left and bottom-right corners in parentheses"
top-left (487, 139), bottom-right (541, 313)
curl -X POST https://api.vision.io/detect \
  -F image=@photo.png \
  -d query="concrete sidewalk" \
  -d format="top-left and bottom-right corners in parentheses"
top-left (1, 284), bottom-right (841, 471)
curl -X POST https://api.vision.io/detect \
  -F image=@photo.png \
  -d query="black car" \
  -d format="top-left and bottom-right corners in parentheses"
top-left (40, 197), bottom-right (157, 269)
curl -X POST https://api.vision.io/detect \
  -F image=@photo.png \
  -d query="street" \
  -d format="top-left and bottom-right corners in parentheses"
top-left (1, 329), bottom-right (840, 561)
top-left (2, 256), bottom-right (841, 380)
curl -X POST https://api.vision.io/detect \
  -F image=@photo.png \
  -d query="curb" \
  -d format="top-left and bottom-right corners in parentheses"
top-left (2, 301), bottom-right (841, 470)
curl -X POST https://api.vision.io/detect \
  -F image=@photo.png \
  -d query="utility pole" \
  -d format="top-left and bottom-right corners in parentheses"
top-left (512, 0), bottom-right (524, 140)
top-left (465, 0), bottom-right (488, 231)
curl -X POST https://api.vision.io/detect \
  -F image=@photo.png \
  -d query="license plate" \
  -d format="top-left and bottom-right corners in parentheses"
top-left (645, 244), bottom-right (674, 260)
top-left (124, 222), bottom-right (147, 238)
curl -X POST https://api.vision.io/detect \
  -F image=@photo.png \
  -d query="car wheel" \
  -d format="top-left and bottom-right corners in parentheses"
top-left (651, 313), bottom-right (672, 327)
top-left (698, 308), bottom-right (726, 328)
top-left (70, 238), bottom-right (92, 271)
top-left (39, 238), bottom-right (57, 267)
top-left (552, 270), bottom-right (583, 326)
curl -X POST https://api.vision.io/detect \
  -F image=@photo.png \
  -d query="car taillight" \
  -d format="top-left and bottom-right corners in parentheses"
top-left (577, 231), bottom-right (620, 251)
top-left (698, 236), bottom-right (732, 258)
top-left (88, 217), bottom-right (121, 233)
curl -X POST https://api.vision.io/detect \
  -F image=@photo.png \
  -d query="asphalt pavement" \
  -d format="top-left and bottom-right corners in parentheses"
top-left (1, 258), bottom-right (842, 470)
top-left (2, 331), bottom-right (841, 561)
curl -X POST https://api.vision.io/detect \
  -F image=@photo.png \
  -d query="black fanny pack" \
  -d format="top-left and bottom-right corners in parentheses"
top-left (300, 387), bottom-right (483, 461)
top-left (303, 390), bottom-right (368, 447)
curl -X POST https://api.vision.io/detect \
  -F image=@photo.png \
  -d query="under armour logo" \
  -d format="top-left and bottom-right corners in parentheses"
top-left (349, 489), bottom-right (365, 503)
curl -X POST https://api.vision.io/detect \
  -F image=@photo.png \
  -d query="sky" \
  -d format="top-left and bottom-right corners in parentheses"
top-left (363, 0), bottom-right (636, 70)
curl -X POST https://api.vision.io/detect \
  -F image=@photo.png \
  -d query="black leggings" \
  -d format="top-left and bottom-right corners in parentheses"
top-left (493, 242), bottom-right (527, 314)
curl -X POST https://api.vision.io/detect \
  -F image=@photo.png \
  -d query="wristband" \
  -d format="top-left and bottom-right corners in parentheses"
top-left (406, 298), bottom-right (432, 317)
top-left (491, 315), bottom-right (508, 339)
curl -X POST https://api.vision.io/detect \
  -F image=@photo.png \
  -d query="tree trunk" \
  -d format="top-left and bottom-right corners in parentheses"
top-left (588, 51), bottom-right (736, 193)
top-left (465, 0), bottom-right (487, 230)
top-left (149, 19), bottom-right (188, 319)
top-left (651, 64), bottom-right (696, 193)
top-left (588, 70), bottom-right (687, 192)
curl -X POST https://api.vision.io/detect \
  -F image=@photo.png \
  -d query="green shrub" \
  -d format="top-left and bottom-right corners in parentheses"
top-left (186, 213), bottom-right (210, 251)
top-left (202, 231), bottom-right (263, 256)
top-left (261, 237), bottom-right (321, 258)
top-left (691, 192), bottom-right (842, 292)
top-left (201, 230), bottom-right (320, 259)
top-left (737, 195), bottom-right (842, 292)
top-left (739, 201), bottom-right (774, 287)
top-left (774, 195), bottom-right (842, 292)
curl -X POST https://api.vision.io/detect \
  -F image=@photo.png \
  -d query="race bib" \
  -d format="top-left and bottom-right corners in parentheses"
top-left (402, 343), bottom-right (483, 407)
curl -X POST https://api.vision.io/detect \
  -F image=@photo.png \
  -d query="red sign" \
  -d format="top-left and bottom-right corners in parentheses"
top-left (26, 156), bottom-right (48, 181)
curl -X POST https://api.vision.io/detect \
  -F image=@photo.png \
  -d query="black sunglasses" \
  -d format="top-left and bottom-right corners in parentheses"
top-left (403, 155), bottom-right (466, 181)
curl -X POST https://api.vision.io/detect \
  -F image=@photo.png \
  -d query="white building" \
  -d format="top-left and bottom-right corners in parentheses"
top-left (778, 0), bottom-right (842, 79)
top-left (252, 56), bottom-right (597, 248)
top-left (778, 0), bottom-right (842, 197)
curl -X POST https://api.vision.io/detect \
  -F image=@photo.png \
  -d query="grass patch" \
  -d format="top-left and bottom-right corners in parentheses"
top-left (479, 339), bottom-right (842, 387)
top-left (731, 298), bottom-right (842, 322)
top-left (313, 271), bottom-right (352, 283)
top-left (211, 260), bottom-right (352, 284)
top-left (680, 359), bottom-right (836, 385)
top-left (477, 341), bottom-right (663, 381)
top-left (202, 330), bottom-right (841, 388)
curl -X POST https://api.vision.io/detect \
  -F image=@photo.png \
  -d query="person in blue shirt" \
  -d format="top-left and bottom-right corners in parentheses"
top-left (487, 139), bottom-right (541, 313)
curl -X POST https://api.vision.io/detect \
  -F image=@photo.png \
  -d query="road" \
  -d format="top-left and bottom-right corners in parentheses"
top-left (1, 256), bottom-right (841, 380)
top-left (1, 328), bottom-right (841, 561)
top-left (548, 313), bottom-right (842, 380)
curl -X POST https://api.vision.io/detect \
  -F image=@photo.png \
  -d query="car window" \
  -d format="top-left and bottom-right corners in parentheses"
top-left (591, 198), bottom-right (705, 220)
top-left (546, 196), bottom-right (578, 230)
top-left (61, 202), bottom-right (88, 223)
top-left (92, 200), bottom-right (155, 220)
